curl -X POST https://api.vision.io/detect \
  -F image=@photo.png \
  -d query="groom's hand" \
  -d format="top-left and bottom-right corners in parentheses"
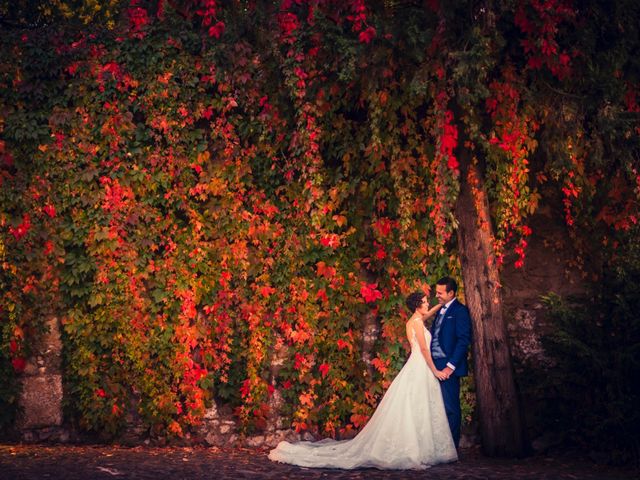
top-left (441, 366), bottom-right (454, 379)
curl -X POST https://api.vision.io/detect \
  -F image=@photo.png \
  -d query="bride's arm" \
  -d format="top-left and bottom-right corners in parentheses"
top-left (423, 303), bottom-right (442, 319)
top-left (412, 320), bottom-right (447, 380)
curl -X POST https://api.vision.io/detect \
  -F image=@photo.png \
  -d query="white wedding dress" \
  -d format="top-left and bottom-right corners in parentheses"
top-left (268, 325), bottom-right (458, 469)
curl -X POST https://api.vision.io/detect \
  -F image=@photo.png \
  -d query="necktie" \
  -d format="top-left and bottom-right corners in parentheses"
top-left (436, 308), bottom-right (446, 329)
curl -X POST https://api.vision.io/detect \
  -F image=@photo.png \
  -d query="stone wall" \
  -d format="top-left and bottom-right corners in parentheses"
top-left (499, 198), bottom-right (589, 451)
top-left (14, 197), bottom-right (588, 448)
top-left (17, 317), bottom-right (67, 443)
top-left (501, 200), bottom-right (586, 366)
top-left (13, 316), bottom-right (323, 447)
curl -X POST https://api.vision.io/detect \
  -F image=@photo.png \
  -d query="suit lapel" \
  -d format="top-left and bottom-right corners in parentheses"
top-left (439, 299), bottom-right (458, 339)
top-left (446, 299), bottom-right (458, 318)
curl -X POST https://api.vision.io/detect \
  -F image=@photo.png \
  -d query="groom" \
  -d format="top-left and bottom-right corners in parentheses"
top-left (430, 276), bottom-right (472, 449)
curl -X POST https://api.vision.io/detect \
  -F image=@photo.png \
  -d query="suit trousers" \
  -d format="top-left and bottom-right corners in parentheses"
top-left (434, 357), bottom-right (461, 448)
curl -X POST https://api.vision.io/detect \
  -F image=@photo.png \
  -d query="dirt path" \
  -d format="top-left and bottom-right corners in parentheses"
top-left (1, 444), bottom-right (636, 480)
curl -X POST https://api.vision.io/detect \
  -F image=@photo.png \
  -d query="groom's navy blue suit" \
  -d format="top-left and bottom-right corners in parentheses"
top-left (430, 298), bottom-right (472, 448)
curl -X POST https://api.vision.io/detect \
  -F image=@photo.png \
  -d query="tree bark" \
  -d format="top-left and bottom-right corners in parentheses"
top-left (455, 154), bottom-right (526, 457)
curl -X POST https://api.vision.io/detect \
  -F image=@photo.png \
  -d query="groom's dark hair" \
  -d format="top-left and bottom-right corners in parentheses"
top-left (436, 276), bottom-right (458, 294)
top-left (406, 292), bottom-right (425, 312)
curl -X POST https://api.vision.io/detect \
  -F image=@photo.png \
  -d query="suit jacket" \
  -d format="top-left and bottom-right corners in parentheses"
top-left (430, 298), bottom-right (472, 377)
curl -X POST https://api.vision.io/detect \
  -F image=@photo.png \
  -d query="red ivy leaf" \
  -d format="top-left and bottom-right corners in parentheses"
top-left (259, 285), bottom-right (276, 298)
top-left (320, 233), bottom-right (340, 248)
top-left (10, 214), bottom-right (31, 241)
top-left (43, 204), bottom-right (56, 218)
top-left (11, 357), bottom-right (26, 372)
top-left (360, 282), bottom-right (382, 303)
top-left (358, 26), bottom-right (376, 44)
top-left (319, 363), bottom-right (330, 378)
top-left (316, 288), bottom-right (328, 303)
top-left (208, 21), bottom-right (225, 39)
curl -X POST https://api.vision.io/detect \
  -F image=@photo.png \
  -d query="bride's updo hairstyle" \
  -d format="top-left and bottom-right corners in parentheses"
top-left (406, 291), bottom-right (425, 313)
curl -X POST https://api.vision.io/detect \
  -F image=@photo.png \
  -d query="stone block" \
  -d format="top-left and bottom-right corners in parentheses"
top-left (204, 432), bottom-right (220, 446)
top-left (35, 318), bottom-right (63, 372)
top-left (264, 429), bottom-right (300, 447)
top-left (245, 435), bottom-right (265, 447)
top-left (203, 403), bottom-right (218, 420)
top-left (18, 374), bottom-right (63, 428)
top-left (301, 431), bottom-right (316, 441)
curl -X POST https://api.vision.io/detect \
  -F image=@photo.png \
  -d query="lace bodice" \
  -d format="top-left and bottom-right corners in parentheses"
top-left (410, 324), bottom-right (432, 352)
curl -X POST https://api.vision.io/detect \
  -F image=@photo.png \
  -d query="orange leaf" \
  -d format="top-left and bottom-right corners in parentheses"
top-left (332, 214), bottom-right (347, 227)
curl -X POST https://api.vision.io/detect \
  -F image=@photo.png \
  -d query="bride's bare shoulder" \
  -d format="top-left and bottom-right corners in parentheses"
top-left (406, 317), bottom-right (422, 328)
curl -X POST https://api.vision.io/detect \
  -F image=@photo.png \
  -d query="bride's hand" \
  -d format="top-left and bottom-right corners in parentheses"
top-left (433, 369), bottom-right (448, 381)
top-left (427, 303), bottom-right (443, 317)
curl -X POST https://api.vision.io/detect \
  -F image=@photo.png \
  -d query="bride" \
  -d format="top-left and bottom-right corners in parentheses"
top-left (268, 291), bottom-right (458, 470)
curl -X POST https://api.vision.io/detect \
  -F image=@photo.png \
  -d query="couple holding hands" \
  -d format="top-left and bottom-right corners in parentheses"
top-left (269, 276), bottom-right (472, 470)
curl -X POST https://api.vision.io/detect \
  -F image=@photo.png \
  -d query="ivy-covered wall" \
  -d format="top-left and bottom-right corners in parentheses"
top-left (0, 6), bottom-right (467, 439)
top-left (1, 1), bottom-right (639, 457)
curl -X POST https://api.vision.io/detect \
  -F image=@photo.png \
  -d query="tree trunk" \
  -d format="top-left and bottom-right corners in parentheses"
top-left (455, 155), bottom-right (526, 457)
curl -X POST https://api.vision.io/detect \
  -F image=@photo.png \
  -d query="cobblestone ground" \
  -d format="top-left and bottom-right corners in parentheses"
top-left (0, 444), bottom-right (637, 480)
